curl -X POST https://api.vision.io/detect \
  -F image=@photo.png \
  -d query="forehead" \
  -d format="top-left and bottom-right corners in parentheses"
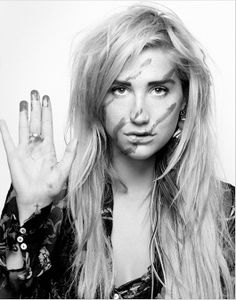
top-left (117, 48), bottom-right (176, 81)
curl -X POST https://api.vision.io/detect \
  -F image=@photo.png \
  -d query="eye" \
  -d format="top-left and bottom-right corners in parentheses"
top-left (150, 86), bottom-right (169, 97)
top-left (110, 86), bottom-right (129, 96)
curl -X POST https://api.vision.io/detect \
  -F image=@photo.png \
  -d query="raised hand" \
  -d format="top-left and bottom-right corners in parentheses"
top-left (0, 90), bottom-right (77, 224)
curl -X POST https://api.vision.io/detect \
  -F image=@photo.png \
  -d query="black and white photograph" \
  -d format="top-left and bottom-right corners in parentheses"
top-left (0, 1), bottom-right (234, 298)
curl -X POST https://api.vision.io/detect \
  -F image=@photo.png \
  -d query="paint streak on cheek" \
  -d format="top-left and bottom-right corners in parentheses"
top-left (112, 117), bottom-right (127, 141)
top-left (151, 103), bottom-right (177, 132)
top-left (112, 117), bottom-right (138, 155)
top-left (104, 96), bottom-right (115, 107)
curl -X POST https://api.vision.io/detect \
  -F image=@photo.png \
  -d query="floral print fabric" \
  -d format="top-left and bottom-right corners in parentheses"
top-left (0, 183), bottom-right (235, 298)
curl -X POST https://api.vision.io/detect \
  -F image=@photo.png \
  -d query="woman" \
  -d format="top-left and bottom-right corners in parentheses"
top-left (0, 3), bottom-right (234, 299)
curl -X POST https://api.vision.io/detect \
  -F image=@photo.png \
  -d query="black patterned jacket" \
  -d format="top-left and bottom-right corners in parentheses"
top-left (0, 183), bottom-right (234, 299)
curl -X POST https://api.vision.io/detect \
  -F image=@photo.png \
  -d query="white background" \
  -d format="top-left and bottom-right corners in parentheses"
top-left (0, 1), bottom-right (235, 214)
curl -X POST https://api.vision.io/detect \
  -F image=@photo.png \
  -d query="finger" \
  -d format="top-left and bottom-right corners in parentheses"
top-left (0, 119), bottom-right (16, 158)
top-left (29, 90), bottom-right (41, 136)
top-left (19, 101), bottom-right (29, 145)
top-left (57, 139), bottom-right (78, 179)
top-left (41, 95), bottom-right (53, 141)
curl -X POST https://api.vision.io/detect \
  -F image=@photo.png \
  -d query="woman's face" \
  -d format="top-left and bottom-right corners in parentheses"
top-left (104, 48), bottom-right (185, 160)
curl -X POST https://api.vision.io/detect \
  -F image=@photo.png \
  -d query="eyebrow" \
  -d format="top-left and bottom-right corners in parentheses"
top-left (113, 68), bottom-right (176, 87)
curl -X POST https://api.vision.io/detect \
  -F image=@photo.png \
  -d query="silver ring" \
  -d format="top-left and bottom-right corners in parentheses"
top-left (29, 133), bottom-right (44, 143)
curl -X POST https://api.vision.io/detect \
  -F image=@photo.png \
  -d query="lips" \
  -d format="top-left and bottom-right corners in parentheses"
top-left (124, 131), bottom-right (156, 137)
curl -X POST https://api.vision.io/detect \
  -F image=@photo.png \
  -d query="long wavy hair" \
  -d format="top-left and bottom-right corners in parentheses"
top-left (66, 3), bottom-right (234, 298)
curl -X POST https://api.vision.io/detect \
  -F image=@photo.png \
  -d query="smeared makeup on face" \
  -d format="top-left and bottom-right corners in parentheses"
top-left (125, 71), bottom-right (142, 81)
top-left (140, 58), bottom-right (152, 68)
top-left (150, 103), bottom-right (177, 133)
top-left (122, 144), bottom-right (138, 155)
top-left (112, 117), bottom-right (138, 154)
top-left (133, 108), bottom-right (143, 120)
top-left (112, 117), bottom-right (127, 139)
top-left (104, 96), bottom-right (115, 107)
top-left (125, 58), bottom-right (152, 82)
top-left (105, 59), bottom-right (153, 108)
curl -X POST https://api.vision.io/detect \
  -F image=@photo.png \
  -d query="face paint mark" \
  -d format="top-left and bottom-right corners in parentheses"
top-left (150, 103), bottom-right (177, 133)
top-left (133, 108), bottom-right (143, 120)
top-left (140, 58), bottom-right (152, 68)
top-left (104, 96), bottom-right (115, 107)
top-left (124, 58), bottom-right (152, 82)
top-left (125, 70), bottom-right (142, 81)
top-left (112, 117), bottom-right (138, 155)
top-left (161, 68), bottom-right (176, 81)
top-left (122, 144), bottom-right (138, 155)
top-left (112, 117), bottom-right (127, 142)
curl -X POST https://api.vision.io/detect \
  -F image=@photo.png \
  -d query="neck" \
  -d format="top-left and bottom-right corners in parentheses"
top-left (112, 150), bottom-right (156, 196)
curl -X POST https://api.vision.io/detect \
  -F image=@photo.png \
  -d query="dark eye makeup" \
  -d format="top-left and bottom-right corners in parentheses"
top-left (150, 86), bottom-right (169, 96)
top-left (109, 83), bottom-right (170, 97)
top-left (110, 85), bottom-right (128, 95)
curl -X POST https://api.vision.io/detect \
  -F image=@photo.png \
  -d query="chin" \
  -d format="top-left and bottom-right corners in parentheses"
top-left (122, 146), bottom-right (158, 161)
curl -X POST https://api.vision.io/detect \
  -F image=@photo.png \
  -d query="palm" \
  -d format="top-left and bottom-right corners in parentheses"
top-left (0, 91), bottom-right (77, 222)
top-left (10, 141), bottom-right (61, 205)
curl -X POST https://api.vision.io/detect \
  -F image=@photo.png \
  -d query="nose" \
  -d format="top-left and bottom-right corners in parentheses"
top-left (130, 103), bottom-right (150, 125)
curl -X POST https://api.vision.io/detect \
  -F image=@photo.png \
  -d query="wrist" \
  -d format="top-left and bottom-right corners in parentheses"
top-left (17, 198), bottom-right (52, 226)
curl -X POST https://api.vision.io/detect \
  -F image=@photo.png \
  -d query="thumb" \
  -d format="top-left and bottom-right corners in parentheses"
top-left (0, 119), bottom-right (16, 160)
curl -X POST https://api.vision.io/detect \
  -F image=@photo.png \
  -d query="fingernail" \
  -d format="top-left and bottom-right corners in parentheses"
top-left (19, 101), bottom-right (28, 112)
top-left (42, 95), bottom-right (50, 107)
top-left (31, 90), bottom-right (39, 101)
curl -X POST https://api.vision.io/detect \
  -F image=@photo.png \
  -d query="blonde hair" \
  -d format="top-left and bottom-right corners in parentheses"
top-left (66, 3), bottom-right (234, 298)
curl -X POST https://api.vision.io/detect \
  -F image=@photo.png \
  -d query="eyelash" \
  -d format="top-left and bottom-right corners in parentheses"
top-left (110, 86), bottom-right (128, 96)
top-left (109, 85), bottom-right (169, 97)
top-left (150, 86), bottom-right (169, 96)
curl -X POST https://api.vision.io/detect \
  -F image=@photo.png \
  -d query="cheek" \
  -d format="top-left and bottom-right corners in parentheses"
top-left (104, 106), bottom-right (125, 138)
top-left (159, 108), bottom-right (180, 137)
